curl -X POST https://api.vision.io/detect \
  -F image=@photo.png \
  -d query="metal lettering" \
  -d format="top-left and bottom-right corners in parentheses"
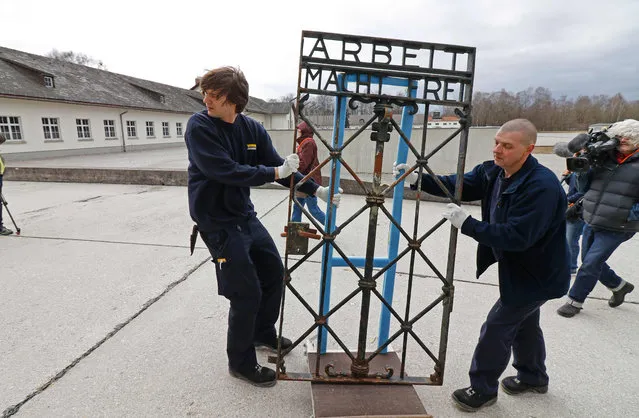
top-left (372, 43), bottom-right (392, 64)
top-left (299, 31), bottom-right (476, 106)
top-left (309, 37), bottom-right (329, 59)
top-left (425, 79), bottom-right (442, 101)
top-left (355, 73), bottom-right (371, 94)
top-left (402, 45), bottom-right (419, 67)
top-left (305, 68), bottom-right (322, 90)
top-left (323, 70), bottom-right (339, 91)
top-left (342, 39), bottom-right (362, 62)
top-left (443, 80), bottom-right (456, 101)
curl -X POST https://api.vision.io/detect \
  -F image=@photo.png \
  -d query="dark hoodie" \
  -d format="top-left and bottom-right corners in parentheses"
top-left (296, 122), bottom-right (322, 185)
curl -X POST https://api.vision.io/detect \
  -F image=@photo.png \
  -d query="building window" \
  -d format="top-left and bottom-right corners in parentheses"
top-left (126, 121), bottom-right (137, 138)
top-left (176, 122), bottom-right (183, 136)
top-left (104, 120), bottom-right (117, 139)
top-left (146, 121), bottom-right (155, 138)
top-left (44, 76), bottom-right (55, 88)
top-left (42, 117), bottom-right (60, 140)
top-left (0, 116), bottom-right (23, 141)
top-left (76, 119), bottom-right (92, 139)
top-left (162, 122), bottom-right (170, 137)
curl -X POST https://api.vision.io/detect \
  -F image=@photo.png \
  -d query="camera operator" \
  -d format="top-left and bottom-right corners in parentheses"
top-left (557, 119), bottom-right (639, 318)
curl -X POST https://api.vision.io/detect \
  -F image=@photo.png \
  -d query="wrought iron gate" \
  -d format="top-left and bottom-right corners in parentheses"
top-left (273, 31), bottom-right (476, 385)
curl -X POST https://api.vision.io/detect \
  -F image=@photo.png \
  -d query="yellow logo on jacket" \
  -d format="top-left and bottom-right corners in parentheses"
top-left (247, 143), bottom-right (256, 150)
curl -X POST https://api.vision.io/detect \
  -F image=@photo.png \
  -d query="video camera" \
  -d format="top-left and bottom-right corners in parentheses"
top-left (566, 129), bottom-right (618, 172)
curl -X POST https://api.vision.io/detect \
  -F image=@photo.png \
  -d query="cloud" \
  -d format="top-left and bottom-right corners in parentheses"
top-left (2, 0), bottom-right (637, 100)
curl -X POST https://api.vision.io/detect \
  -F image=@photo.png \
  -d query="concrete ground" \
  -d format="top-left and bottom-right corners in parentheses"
top-left (1, 147), bottom-right (637, 418)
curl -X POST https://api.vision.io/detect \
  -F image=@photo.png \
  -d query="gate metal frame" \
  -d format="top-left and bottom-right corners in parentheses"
top-left (274, 31), bottom-right (476, 385)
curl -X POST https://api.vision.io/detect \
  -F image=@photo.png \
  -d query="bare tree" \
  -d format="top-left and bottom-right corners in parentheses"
top-left (275, 87), bottom-right (639, 131)
top-left (269, 93), bottom-right (295, 103)
top-left (46, 49), bottom-right (107, 70)
top-left (472, 87), bottom-right (639, 130)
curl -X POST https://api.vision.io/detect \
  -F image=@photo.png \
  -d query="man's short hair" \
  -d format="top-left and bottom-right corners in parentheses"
top-left (199, 66), bottom-right (249, 114)
top-left (0, 133), bottom-right (6, 145)
top-left (498, 119), bottom-right (537, 146)
top-left (607, 119), bottom-right (639, 146)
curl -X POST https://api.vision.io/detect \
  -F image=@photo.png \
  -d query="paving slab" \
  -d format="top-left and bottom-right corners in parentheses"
top-left (11, 238), bottom-right (638, 418)
top-left (0, 183), bottom-right (286, 415)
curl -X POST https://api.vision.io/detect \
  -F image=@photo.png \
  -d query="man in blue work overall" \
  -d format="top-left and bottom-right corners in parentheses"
top-left (394, 119), bottom-right (570, 412)
top-left (185, 66), bottom-right (341, 387)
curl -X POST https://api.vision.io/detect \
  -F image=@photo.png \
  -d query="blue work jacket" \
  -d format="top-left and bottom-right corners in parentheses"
top-left (416, 156), bottom-right (570, 305)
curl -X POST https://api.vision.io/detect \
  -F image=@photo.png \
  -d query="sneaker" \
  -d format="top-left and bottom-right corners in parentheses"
top-left (609, 282), bottom-right (634, 308)
top-left (255, 336), bottom-right (293, 352)
top-left (228, 364), bottom-right (277, 387)
top-left (451, 386), bottom-right (497, 412)
top-left (501, 376), bottom-right (548, 395)
top-left (0, 226), bottom-right (13, 236)
top-left (557, 302), bottom-right (581, 318)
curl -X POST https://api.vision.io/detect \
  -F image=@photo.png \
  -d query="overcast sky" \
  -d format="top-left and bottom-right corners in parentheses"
top-left (2, 0), bottom-right (638, 101)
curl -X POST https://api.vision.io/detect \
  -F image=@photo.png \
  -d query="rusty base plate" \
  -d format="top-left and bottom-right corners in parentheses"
top-left (308, 352), bottom-right (432, 417)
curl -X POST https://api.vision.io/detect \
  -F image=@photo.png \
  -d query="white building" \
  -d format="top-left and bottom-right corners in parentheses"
top-left (238, 96), bottom-right (293, 130)
top-left (0, 46), bottom-right (292, 159)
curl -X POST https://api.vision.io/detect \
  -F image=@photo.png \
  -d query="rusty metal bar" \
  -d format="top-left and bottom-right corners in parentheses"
top-left (351, 103), bottom-right (392, 378)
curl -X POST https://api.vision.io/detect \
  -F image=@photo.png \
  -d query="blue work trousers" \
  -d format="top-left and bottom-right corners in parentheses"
top-left (200, 216), bottom-right (284, 373)
top-left (469, 298), bottom-right (548, 395)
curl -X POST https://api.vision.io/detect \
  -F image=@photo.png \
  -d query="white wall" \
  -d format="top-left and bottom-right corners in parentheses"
top-left (268, 127), bottom-right (498, 175)
top-left (244, 111), bottom-right (267, 126)
top-left (0, 98), bottom-right (190, 155)
top-left (269, 113), bottom-right (293, 130)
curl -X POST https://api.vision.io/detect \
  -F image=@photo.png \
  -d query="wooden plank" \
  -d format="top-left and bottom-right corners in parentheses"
top-left (308, 352), bottom-right (432, 418)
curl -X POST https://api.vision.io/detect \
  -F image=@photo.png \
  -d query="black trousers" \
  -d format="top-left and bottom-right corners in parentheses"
top-left (469, 298), bottom-right (549, 395)
top-left (200, 216), bottom-right (284, 372)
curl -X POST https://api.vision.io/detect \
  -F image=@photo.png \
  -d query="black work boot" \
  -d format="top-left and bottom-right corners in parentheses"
top-left (557, 301), bottom-right (582, 318)
top-left (255, 336), bottom-right (293, 352)
top-left (609, 282), bottom-right (634, 307)
top-left (228, 364), bottom-right (277, 387)
top-left (451, 386), bottom-right (497, 412)
top-left (501, 376), bottom-right (548, 395)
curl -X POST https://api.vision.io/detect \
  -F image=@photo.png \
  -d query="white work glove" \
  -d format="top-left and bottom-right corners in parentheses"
top-left (277, 154), bottom-right (299, 178)
top-left (442, 203), bottom-right (470, 229)
top-left (316, 186), bottom-right (343, 207)
top-left (393, 162), bottom-right (419, 185)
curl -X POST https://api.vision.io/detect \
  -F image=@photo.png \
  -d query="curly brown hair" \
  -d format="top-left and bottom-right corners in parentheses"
top-left (199, 66), bottom-right (249, 113)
